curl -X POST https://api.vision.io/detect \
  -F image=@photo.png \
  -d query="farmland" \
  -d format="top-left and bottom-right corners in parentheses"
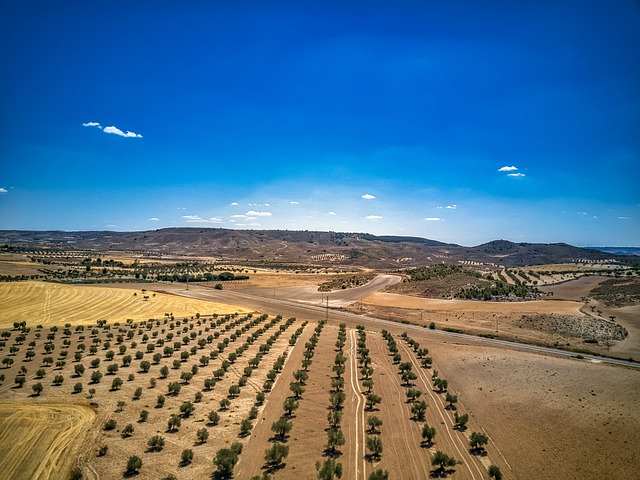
top-left (0, 257), bottom-right (639, 479)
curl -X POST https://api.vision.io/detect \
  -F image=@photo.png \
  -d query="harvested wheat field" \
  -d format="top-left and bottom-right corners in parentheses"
top-left (0, 282), bottom-right (251, 328)
top-left (0, 403), bottom-right (95, 480)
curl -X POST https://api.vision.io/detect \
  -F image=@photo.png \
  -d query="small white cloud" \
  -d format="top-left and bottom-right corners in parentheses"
top-left (498, 166), bottom-right (518, 172)
top-left (445, 204), bottom-right (457, 209)
top-left (103, 125), bottom-right (143, 138)
top-left (83, 122), bottom-right (102, 128)
top-left (290, 201), bottom-right (300, 205)
top-left (182, 215), bottom-right (224, 224)
top-left (365, 215), bottom-right (383, 220)
top-left (265, 203), bottom-right (271, 207)
top-left (361, 193), bottom-right (376, 200)
top-left (507, 173), bottom-right (525, 177)
top-left (578, 211), bottom-right (588, 215)
top-left (183, 215), bottom-right (207, 223)
top-left (0, 187), bottom-right (7, 194)
top-left (246, 210), bottom-right (272, 217)
top-left (328, 212), bottom-right (336, 216)
top-left (423, 217), bottom-right (443, 221)
top-left (618, 216), bottom-right (630, 220)
top-left (230, 202), bottom-right (239, 206)
top-left (147, 217), bottom-right (159, 221)
top-left (231, 214), bottom-right (247, 218)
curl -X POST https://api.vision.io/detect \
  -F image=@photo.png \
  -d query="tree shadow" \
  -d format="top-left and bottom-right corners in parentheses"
top-left (429, 467), bottom-right (456, 478)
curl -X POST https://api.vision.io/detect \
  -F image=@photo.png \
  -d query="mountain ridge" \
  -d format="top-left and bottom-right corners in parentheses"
top-left (1, 228), bottom-right (636, 268)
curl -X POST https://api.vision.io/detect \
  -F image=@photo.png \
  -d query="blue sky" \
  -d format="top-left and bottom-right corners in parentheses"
top-left (1, 1), bottom-right (638, 246)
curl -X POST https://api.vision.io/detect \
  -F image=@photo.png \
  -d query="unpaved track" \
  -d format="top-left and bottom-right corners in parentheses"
top-left (346, 329), bottom-right (366, 479)
top-left (0, 403), bottom-right (95, 480)
top-left (241, 274), bottom-right (402, 308)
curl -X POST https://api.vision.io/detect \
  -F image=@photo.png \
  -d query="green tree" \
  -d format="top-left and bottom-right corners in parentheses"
top-left (411, 400), bottom-right (427, 421)
top-left (368, 470), bottom-right (389, 480)
top-left (208, 411), bottom-right (220, 425)
top-left (445, 392), bottom-right (458, 410)
top-left (283, 397), bottom-right (299, 416)
top-left (180, 448), bottom-right (194, 466)
top-left (367, 415), bottom-right (382, 434)
top-left (139, 409), bottom-right (149, 422)
top-left (328, 410), bottom-right (342, 429)
top-left (488, 464), bottom-right (503, 480)
top-left (454, 412), bottom-right (469, 430)
top-left (240, 418), bottom-right (253, 436)
top-left (147, 435), bottom-right (165, 452)
top-left (271, 418), bottom-right (292, 440)
top-left (264, 442), bottom-right (289, 471)
top-left (179, 401), bottom-right (194, 417)
top-left (168, 414), bottom-right (181, 432)
top-left (32, 382), bottom-right (44, 395)
top-left (431, 451), bottom-right (458, 477)
top-left (365, 393), bottom-right (381, 411)
top-left (469, 431), bottom-right (489, 454)
top-left (110, 377), bottom-right (123, 391)
top-left (73, 382), bottom-right (83, 394)
top-left (122, 423), bottom-right (134, 438)
top-left (325, 428), bottom-right (345, 455)
top-left (366, 435), bottom-right (383, 459)
top-left (125, 456), bottom-right (142, 475)
top-left (421, 423), bottom-right (436, 446)
top-left (316, 459), bottom-right (343, 480)
top-left (214, 448), bottom-right (239, 477)
top-left (197, 427), bottom-right (209, 443)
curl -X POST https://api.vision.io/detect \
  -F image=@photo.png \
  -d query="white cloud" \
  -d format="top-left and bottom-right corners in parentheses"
top-left (290, 201), bottom-right (299, 205)
top-left (445, 204), bottom-right (457, 209)
top-left (182, 215), bottom-right (224, 224)
top-left (147, 217), bottom-right (159, 221)
top-left (0, 187), bottom-right (7, 194)
top-left (183, 215), bottom-right (207, 223)
top-left (82, 122), bottom-right (102, 128)
top-left (230, 214), bottom-right (247, 218)
top-left (265, 203), bottom-right (271, 207)
top-left (361, 193), bottom-right (376, 200)
top-left (246, 210), bottom-right (272, 217)
top-left (365, 215), bottom-right (383, 220)
top-left (618, 216), bottom-right (630, 220)
top-left (103, 125), bottom-right (143, 138)
top-left (423, 217), bottom-right (443, 221)
top-left (498, 166), bottom-right (518, 172)
top-left (230, 202), bottom-right (239, 206)
top-left (328, 212), bottom-right (336, 216)
top-left (507, 173), bottom-right (525, 177)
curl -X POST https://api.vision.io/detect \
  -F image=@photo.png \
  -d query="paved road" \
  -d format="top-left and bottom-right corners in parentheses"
top-left (160, 283), bottom-right (640, 370)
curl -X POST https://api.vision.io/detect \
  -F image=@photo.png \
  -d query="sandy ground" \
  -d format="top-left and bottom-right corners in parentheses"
top-left (419, 336), bottom-right (640, 480)
top-left (0, 403), bottom-right (95, 480)
top-left (0, 281), bottom-right (251, 328)
top-left (238, 274), bottom-right (402, 308)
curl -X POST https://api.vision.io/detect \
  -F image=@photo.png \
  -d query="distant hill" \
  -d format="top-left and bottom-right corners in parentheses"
top-left (1, 228), bottom-right (637, 268)
top-left (591, 247), bottom-right (640, 256)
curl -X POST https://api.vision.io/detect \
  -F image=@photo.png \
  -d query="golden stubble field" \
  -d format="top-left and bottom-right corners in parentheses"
top-left (0, 281), bottom-right (251, 328)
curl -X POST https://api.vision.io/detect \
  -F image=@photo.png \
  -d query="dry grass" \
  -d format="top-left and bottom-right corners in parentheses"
top-left (0, 403), bottom-right (95, 480)
top-left (0, 282), bottom-right (251, 328)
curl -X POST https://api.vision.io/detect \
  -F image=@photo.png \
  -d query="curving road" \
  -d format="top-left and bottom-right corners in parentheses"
top-left (157, 281), bottom-right (640, 370)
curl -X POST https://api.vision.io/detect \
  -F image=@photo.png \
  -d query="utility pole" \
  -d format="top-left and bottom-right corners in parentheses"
top-left (325, 294), bottom-right (329, 321)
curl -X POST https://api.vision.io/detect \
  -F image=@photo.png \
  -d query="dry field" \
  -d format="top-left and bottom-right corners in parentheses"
top-left (0, 403), bottom-right (95, 480)
top-left (0, 282), bottom-right (251, 328)
top-left (1, 272), bottom-right (639, 480)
